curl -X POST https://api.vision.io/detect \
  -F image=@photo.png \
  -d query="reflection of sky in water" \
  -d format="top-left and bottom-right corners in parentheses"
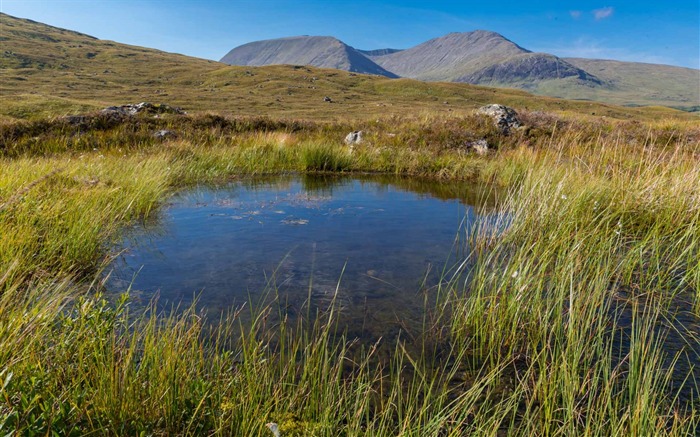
top-left (107, 175), bottom-right (489, 340)
top-left (106, 175), bottom-right (700, 402)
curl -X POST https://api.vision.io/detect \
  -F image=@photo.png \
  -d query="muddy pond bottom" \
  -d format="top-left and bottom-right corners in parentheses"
top-left (106, 175), bottom-right (492, 341)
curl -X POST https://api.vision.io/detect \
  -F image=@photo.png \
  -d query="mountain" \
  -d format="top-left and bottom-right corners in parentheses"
top-left (368, 31), bottom-right (600, 87)
top-left (220, 36), bottom-right (398, 78)
top-left (221, 30), bottom-right (699, 110)
top-left (367, 31), bottom-right (526, 80)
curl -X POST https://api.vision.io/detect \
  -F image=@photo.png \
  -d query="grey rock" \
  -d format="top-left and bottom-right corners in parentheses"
top-left (153, 129), bottom-right (177, 140)
top-left (63, 115), bottom-right (89, 125)
top-left (467, 139), bottom-right (491, 155)
top-left (344, 131), bottom-right (363, 145)
top-left (101, 102), bottom-right (185, 116)
top-left (477, 104), bottom-right (521, 134)
top-left (323, 96), bottom-right (333, 103)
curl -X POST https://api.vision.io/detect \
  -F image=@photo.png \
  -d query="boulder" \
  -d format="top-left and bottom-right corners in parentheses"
top-left (467, 139), bottom-right (491, 155)
top-left (477, 104), bottom-right (521, 134)
top-left (344, 131), bottom-right (363, 145)
top-left (63, 115), bottom-right (89, 125)
top-left (101, 102), bottom-right (185, 116)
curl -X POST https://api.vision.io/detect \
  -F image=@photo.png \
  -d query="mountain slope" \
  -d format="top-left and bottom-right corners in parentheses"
top-left (457, 53), bottom-right (602, 85)
top-left (220, 36), bottom-right (398, 77)
top-left (357, 48), bottom-right (403, 57)
top-left (369, 31), bottom-right (528, 81)
top-left (559, 58), bottom-right (700, 109)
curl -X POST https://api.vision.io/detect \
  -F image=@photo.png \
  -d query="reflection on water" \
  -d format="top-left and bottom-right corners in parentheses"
top-left (107, 174), bottom-right (495, 341)
top-left (105, 174), bottom-right (700, 405)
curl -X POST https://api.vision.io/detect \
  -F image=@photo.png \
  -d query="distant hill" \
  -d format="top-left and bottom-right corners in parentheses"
top-left (0, 13), bottom-right (694, 123)
top-left (357, 48), bottom-right (403, 57)
top-left (220, 36), bottom-right (398, 78)
top-left (560, 58), bottom-right (700, 109)
top-left (221, 30), bottom-right (699, 110)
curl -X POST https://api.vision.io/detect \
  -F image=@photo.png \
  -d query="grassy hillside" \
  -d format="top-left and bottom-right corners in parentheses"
top-left (553, 58), bottom-right (700, 110)
top-left (0, 13), bottom-right (695, 123)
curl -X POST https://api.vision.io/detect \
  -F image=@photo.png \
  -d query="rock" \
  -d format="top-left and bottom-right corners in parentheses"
top-left (153, 129), bottom-right (177, 140)
top-left (101, 102), bottom-right (185, 116)
top-left (344, 131), bottom-right (363, 145)
top-left (63, 115), bottom-right (89, 125)
top-left (467, 139), bottom-right (491, 155)
top-left (477, 104), bottom-right (521, 134)
top-left (323, 96), bottom-right (333, 103)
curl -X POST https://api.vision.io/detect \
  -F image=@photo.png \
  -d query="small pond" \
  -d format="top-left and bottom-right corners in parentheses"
top-left (106, 174), bottom-right (494, 341)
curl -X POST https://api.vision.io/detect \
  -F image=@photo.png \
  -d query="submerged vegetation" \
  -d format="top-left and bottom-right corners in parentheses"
top-left (0, 109), bottom-right (699, 435)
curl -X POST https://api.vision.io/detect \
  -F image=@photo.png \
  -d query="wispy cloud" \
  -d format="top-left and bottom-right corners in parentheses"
top-left (569, 10), bottom-right (582, 19)
top-left (593, 7), bottom-right (614, 21)
top-left (538, 37), bottom-right (674, 65)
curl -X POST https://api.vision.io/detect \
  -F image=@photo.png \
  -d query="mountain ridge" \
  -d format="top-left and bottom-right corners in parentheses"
top-left (220, 31), bottom-right (699, 110)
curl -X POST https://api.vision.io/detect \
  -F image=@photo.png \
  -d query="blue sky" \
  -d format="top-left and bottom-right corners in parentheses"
top-left (1, 0), bottom-right (698, 69)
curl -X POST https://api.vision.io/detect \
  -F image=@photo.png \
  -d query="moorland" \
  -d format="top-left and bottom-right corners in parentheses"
top-left (0, 12), bottom-right (699, 436)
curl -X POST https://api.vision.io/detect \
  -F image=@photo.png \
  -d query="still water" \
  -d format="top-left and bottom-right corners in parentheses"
top-left (105, 174), bottom-right (699, 403)
top-left (106, 175), bottom-right (493, 340)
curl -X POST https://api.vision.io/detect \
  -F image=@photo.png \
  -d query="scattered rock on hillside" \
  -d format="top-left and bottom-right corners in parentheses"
top-left (153, 129), bottom-right (177, 140)
top-left (467, 139), bottom-right (491, 155)
top-left (323, 96), bottom-right (333, 103)
top-left (101, 102), bottom-right (186, 116)
top-left (63, 115), bottom-right (89, 125)
top-left (344, 131), bottom-right (363, 145)
top-left (477, 104), bottom-right (521, 134)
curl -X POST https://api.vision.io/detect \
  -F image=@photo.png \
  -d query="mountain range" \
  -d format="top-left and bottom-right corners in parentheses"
top-left (0, 12), bottom-right (696, 122)
top-left (221, 32), bottom-right (699, 110)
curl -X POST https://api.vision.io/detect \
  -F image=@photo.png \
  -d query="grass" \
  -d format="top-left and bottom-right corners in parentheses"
top-left (0, 106), bottom-right (698, 435)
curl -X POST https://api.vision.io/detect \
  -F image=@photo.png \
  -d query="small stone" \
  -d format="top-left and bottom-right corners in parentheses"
top-left (344, 131), bottom-right (363, 145)
top-left (467, 139), bottom-right (491, 155)
top-left (153, 129), bottom-right (177, 140)
top-left (323, 96), bottom-right (332, 103)
top-left (63, 115), bottom-right (88, 125)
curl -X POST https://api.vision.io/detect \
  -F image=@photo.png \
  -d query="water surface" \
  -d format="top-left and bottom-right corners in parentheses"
top-left (107, 175), bottom-right (493, 340)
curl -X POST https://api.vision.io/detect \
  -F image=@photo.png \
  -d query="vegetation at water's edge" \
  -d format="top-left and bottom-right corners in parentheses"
top-left (0, 110), bottom-right (699, 435)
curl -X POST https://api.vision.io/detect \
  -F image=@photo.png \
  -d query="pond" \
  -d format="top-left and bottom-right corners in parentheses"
top-left (106, 174), bottom-right (495, 342)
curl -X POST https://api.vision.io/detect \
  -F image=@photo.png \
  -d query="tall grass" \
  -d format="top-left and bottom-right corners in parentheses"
top-left (0, 112), bottom-right (698, 434)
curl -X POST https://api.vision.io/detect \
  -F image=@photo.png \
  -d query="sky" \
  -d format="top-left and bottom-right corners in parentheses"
top-left (1, 0), bottom-right (698, 69)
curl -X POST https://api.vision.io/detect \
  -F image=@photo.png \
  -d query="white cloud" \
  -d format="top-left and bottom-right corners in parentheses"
top-left (593, 7), bottom-right (614, 20)
top-left (538, 37), bottom-right (674, 65)
top-left (570, 10), bottom-right (582, 19)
